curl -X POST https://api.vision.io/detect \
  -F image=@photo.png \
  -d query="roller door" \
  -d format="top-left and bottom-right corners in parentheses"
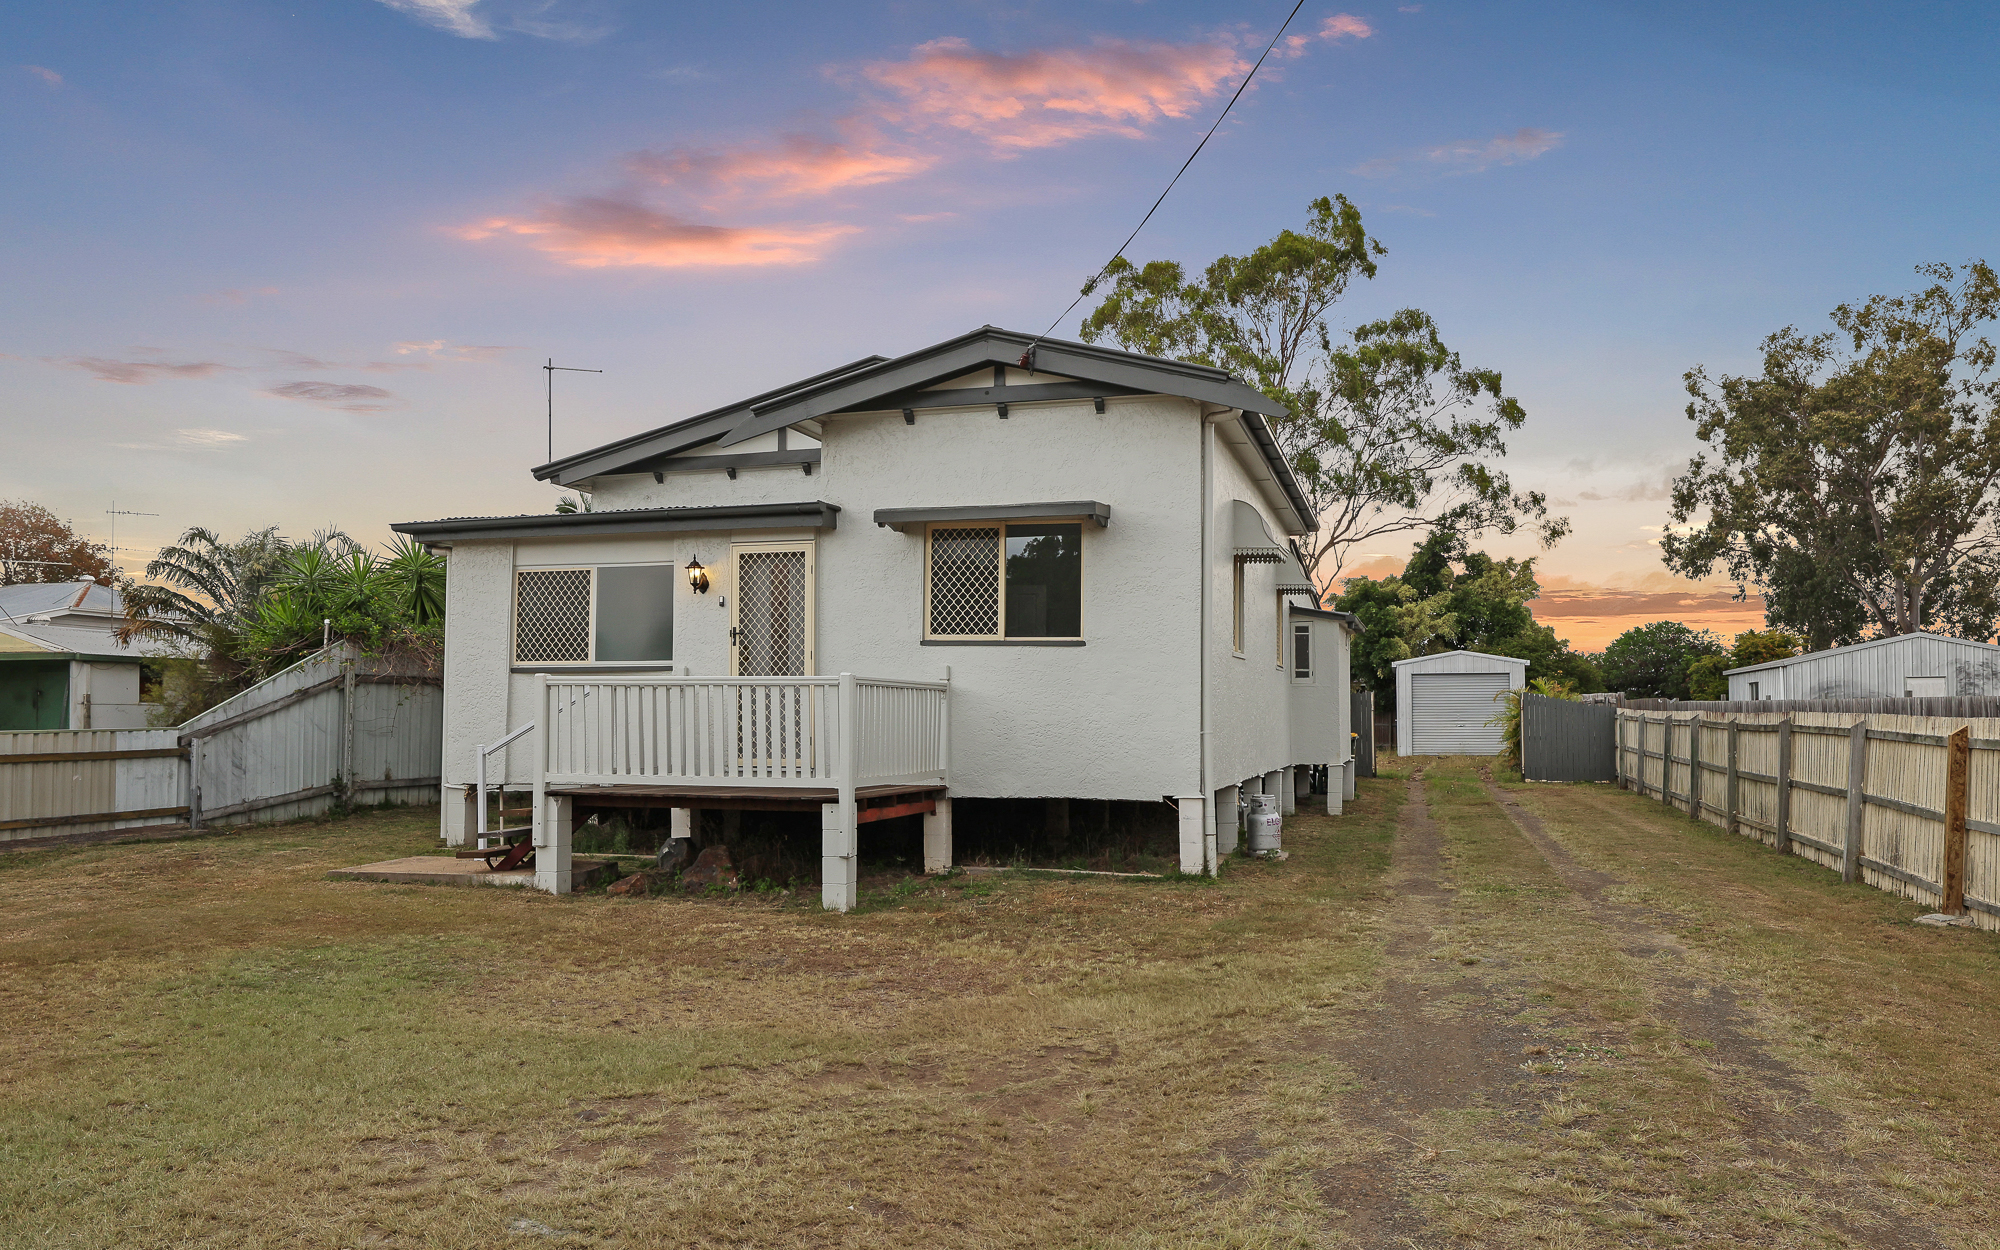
top-left (1410, 672), bottom-right (1512, 755)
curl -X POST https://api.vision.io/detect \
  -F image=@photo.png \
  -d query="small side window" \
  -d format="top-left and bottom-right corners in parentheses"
top-left (1748, 681), bottom-right (1760, 700)
top-left (1293, 622), bottom-right (1313, 680)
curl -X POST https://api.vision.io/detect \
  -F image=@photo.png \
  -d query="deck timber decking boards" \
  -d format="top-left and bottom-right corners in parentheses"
top-left (546, 783), bottom-right (945, 813)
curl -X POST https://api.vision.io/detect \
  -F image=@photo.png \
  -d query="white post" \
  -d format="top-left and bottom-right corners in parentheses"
top-left (1216, 783), bottom-right (1241, 858)
top-left (923, 795), bottom-right (953, 874)
top-left (1177, 794), bottom-right (1207, 874)
top-left (1262, 769), bottom-right (1283, 816)
top-left (1342, 757), bottom-right (1357, 802)
top-left (1327, 762), bottom-right (1346, 815)
top-left (671, 808), bottom-right (692, 841)
top-left (823, 672), bottom-right (861, 911)
top-left (535, 793), bottom-right (573, 894)
top-left (441, 784), bottom-right (476, 847)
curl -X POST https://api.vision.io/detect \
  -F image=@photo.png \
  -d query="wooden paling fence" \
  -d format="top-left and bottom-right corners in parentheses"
top-left (1616, 709), bottom-right (2000, 929)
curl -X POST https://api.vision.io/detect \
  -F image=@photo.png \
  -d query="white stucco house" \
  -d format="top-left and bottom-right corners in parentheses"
top-left (395, 327), bottom-right (1361, 910)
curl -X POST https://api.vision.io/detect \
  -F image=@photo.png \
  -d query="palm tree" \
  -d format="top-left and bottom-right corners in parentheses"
top-left (116, 526), bottom-right (292, 651)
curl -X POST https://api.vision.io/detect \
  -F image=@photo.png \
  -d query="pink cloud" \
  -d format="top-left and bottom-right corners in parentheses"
top-left (48, 356), bottom-right (234, 384)
top-left (626, 131), bottom-right (932, 200)
top-left (860, 36), bottom-right (1249, 150)
top-left (1354, 127), bottom-right (1565, 176)
top-left (22, 65), bottom-right (63, 87)
top-left (264, 380), bottom-right (397, 412)
top-left (455, 195), bottom-right (858, 269)
top-left (1320, 14), bottom-right (1374, 40)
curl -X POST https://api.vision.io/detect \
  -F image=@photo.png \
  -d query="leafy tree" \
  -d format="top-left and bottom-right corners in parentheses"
top-left (1686, 628), bottom-right (1803, 700)
top-left (1601, 621), bottom-right (1725, 699)
top-left (1664, 261), bottom-right (2000, 648)
top-left (1079, 196), bottom-right (1566, 588)
top-left (0, 500), bottom-right (115, 585)
top-left (1336, 531), bottom-right (1599, 705)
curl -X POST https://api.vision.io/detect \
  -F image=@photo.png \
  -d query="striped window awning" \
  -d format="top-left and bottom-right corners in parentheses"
top-left (1231, 499), bottom-right (1287, 563)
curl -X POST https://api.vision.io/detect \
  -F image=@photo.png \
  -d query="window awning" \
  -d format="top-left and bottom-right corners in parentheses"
top-left (873, 500), bottom-right (1111, 533)
top-left (1274, 545), bottom-right (1316, 597)
top-left (1232, 500), bottom-right (1287, 563)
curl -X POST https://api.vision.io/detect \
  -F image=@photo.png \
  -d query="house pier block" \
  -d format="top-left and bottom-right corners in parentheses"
top-left (1343, 761), bottom-right (1357, 802)
top-left (1216, 783), bottom-right (1241, 857)
top-left (442, 784), bottom-right (476, 847)
top-left (822, 799), bottom-right (859, 912)
top-left (1177, 795), bottom-right (1207, 874)
top-left (1327, 764), bottom-right (1345, 816)
top-left (923, 796), bottom-right (954, 874)
top-left (1293, 767), bottom-right (1311, 805)
top-left (670, 808), bottom-right (692, 840)
top-left (535, 793), bottom-right (573, 895)
top-left (1279, 767), bottom-right (1297, 816)
top-left (1262, 770), bottom-right (1283, 815)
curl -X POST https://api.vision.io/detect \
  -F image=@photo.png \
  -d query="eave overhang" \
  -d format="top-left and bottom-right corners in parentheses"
top-left (391, 501), bottom-right (840, 545)
top-left (873, 500), bottom-right (1111, 532)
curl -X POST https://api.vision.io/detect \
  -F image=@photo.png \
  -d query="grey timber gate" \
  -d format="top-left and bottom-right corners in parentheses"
top-left (1521, 694), bottom-right (1616, 782)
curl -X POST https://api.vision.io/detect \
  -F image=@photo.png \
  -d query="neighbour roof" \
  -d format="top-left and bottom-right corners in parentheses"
top-left (1723, 630), bottom-right (2000, 676)
top-left (0, 620), bottom-right (154, 663)
top-left (1390, 649), bottom-right (1531, 668)
top-left (392, 501), bottom-right (842, 545)
top-left (0, 580), bottom-right (116, 620)
top-left (530, 325), bottom-right (1315, 531)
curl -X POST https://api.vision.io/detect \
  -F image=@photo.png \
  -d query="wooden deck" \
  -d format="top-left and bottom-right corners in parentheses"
top-left (546, 782), bottom-right (945, 822)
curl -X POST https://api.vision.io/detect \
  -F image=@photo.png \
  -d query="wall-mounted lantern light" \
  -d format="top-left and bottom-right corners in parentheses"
top-left (686, 557), bottom-right (709, 594)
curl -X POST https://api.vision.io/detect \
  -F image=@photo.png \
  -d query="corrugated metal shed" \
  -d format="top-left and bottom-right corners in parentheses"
top-left (1392, 650), bottom-right (1529, 757)
top-left (1726, 633), bottom-right (2000, 701)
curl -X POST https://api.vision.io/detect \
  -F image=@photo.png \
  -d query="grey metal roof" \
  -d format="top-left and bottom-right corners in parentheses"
top-left (1390, 648), bottom-right (1531, 669)
top-left (529, 326), bottom-right (1316, 530)
top-left (0, 580), bottom-right (116, 620)
top-left (1723, 631), bottom-right (2000, 676)
top-left (392, 501), bottom-right (841, 544)
top-left (1291, 604), bottom-right (1362, 633)
top-left (0, 621), bottom-right (171, 660)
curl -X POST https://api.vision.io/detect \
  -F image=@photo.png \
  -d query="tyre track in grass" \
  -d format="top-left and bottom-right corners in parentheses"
top-left (1480, 771), bottom-right (1919, 1249)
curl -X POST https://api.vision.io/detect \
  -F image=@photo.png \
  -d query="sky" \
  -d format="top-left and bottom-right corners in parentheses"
top-left (3, 0), bottom-right (1994, 650)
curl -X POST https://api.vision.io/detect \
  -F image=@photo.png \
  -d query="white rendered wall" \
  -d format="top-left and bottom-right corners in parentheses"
top-left (1206, 428), bottom-right (1299, 792)
top-left (442, 395), bottom-right (1339, 803)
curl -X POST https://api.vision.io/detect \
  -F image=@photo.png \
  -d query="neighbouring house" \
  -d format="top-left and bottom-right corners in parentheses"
top-left (394, 326), bottom-right (1361, 909)
top-left (0, 578), bottom-right (169, 730)
top-left (1393, 650), bottom-right (1528, 757)
top-left (1726, 632), bottom-right (2000, 701)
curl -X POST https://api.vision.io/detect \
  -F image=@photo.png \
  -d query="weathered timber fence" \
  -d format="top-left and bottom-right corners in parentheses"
top-left (1351, 691), bottom-right (1377, 778)
top-left (0, 644), bottom-right (441, 845)
top-left (1615, 708), bottom-right (2000, 929)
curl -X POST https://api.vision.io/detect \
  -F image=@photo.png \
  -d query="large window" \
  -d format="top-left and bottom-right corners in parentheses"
top-left (926, 521), bottom-right (1083, 640)
top-left (514, 564), bottom-right (675, 664)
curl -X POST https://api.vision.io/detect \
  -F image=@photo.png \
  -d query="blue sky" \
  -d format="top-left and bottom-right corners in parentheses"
top-left (4, 0), bottom-right (1993, 646)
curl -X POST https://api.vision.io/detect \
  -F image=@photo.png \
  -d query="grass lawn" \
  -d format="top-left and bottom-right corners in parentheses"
top-left (2, 761), bottom-right (1998, 1248)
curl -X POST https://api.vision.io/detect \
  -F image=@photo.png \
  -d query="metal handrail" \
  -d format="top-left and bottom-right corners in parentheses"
top-left (476, 721), bottom-right (535, 848)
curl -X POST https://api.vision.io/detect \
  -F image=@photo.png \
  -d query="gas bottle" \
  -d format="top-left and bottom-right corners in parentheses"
top-left (1246, 792), bottom-right (1283, 854)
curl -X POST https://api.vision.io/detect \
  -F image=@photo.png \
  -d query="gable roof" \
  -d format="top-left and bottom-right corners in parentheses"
top-left (532, 326), bottom-right (1315, 530)
top-left (1723, 630), bottom-right (2000, 676)
top-left (0, 580), bottom-right (116, 620)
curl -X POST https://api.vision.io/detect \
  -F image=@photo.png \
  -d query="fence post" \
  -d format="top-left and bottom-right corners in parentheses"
top-left (1613, 713), bottom-right (1624, 788)
top-left (1726, 720), bottom-right (1740, 837)
top-left (1688, 716), bottom-right (1703, 821)
top-left (1942, 725), bottom-right (1970, 915)
top-left (1775, 716), bottom-right (1793, 855)
top-left (341, 659), bottom-right (358, 800)
top-left (1843, 720), bottom-right (1866, 884)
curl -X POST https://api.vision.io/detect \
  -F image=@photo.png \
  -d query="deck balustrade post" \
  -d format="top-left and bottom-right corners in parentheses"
top-left (1843, 719), bottom-right (1866, 884)
top-left (822, 672), bottom-right (861, 912)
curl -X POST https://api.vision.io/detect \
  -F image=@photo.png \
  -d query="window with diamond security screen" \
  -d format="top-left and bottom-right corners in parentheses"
top-left (514, 568), bottom-right (592, 663)
top-left (927, 526), bottom-right (1000, 637)
top-left (926, 521), bottom-right (1083, 639)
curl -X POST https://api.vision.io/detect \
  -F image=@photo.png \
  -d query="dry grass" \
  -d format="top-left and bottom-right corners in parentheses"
top-left (7, 758), bottom-right (2000, 1249)
top-left (0, 793), bottom-right (1399, 1249)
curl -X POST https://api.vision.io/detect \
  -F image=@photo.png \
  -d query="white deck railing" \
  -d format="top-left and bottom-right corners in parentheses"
top-left (536, 672), bottom-right (948, 791)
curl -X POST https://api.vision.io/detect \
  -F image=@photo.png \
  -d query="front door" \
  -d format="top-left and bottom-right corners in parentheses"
top-left (730, 542), bottom-right (815, 676)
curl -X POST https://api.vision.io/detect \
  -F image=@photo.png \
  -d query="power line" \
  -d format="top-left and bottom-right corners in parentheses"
top-left (1021, 0), bottom-right (1310, 364)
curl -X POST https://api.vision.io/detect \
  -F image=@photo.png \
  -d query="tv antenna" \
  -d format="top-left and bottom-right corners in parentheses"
top-left (544, 359), bottom-right (603, 463)
top-left (104, 502), bottom-right (158, 574)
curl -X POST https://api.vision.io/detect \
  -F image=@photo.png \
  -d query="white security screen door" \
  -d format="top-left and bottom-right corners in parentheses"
top-left (730, 542), bottom-right (815, 676)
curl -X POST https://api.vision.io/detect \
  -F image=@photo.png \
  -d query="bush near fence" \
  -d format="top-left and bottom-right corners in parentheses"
top-left (1616, 707), bottom-right (2000, 930)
